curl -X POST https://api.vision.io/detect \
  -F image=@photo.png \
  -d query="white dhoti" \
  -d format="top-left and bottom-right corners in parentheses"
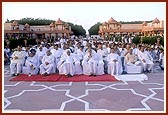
top-left (82, 60), bottom-right (97, 75)
top-left (127, 61), bottom-right (141, 66)
top-left (58, 62), bottom-right (75, 76)
top-left (142, 60), bottom-right (154, 72)
top-left (97, 60), bottom-right (104, 75)
top-left (108, 62), bottom-right (121, 76)
top-left (74, 61), bottom-right (83, 75)
top-left (10, 63), bottom-right (23, 75)
top-left (40, 64), bottom-right (54, 74)
top-left (22, 65), bottom-right (39, 75)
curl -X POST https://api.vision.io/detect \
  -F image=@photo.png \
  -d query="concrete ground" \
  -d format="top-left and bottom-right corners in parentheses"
top-left (3, 63), bottom-right (165, 112)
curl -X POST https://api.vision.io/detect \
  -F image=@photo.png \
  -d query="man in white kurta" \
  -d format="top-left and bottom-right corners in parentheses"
top-left (138, 46), bottom-right (154, 72)
top-left (10, 46), bottom-right (26, 77)
top-left (22, 49), bottom-right (39, 76)
top-left (57, 50), bottom-right (76, 77)
top-left (50, 44), bottom-right (62, 64)
top-left (107, 48), bottom-right (122, 76)
top-left (39, 50), bottom-right (55, 76)
top-left (82, 48), bottom-right (98, 76)
top-left (36, 45), bottom-right (46, 65)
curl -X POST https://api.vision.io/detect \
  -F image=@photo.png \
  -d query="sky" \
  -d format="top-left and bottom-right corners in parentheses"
top-left (2, 2), bottom-right (165, 34)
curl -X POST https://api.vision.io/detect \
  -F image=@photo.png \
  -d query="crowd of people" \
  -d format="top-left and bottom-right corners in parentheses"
top-left (4, 37), bottom-right (164, 77)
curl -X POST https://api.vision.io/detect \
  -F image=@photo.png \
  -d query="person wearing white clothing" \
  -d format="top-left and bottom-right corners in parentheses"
top-left (50, 44), bottom-right (62, 64)
top-left (138, 46), bottom-right (154, 72)
top-left (107, 48), bottom-right (122, 76)
top-left (36, 45), bottom-right (46, 65)
top-left (159, 49), bottom-right (164, 70)
top-left (57, 50), bottom-right (76, 77)
top-left (22, 49), bottom-right (39, 76)
top-left (82, 48), bottom-right (98, 76)
top-left (39, 50), bottom-right (55, 76)
top-left (10, 46), bottom-right (26, 77)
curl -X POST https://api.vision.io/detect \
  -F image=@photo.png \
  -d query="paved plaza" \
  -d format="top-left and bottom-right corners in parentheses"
top-left (3, 63), bottom-right (165, 112)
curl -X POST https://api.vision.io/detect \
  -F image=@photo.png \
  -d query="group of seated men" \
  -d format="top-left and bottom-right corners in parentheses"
top-left (9, 38), bottom-right (164, 77)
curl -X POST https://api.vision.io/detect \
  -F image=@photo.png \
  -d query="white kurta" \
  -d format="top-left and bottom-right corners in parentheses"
top-left (82, 52), bottom-right (99, 75)
top-left (51, 48), bottom-right (62, 64)
top-left (107, 53), bottom-right (122, 76)
top-left (138, 51), bottom-right (154, 72)
top-left (39, 54), bottom-right (55, 74)
top-left (22, 55), bottom-right (39, 75)
top-left (10, 50), bottom-right (26, 75)
top-left (36, 50), bottom-right (45, 64)
top-left (57, 54), bottom-right (76, 76)
top-left (74, 49), bottom-right (85, 61)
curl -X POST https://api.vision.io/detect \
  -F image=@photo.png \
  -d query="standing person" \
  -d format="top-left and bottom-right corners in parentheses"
top-left (107, 47), bottom-right (122, 76)
top-left (10, 46), bottom-right (26, 77)
top-left (39, 50), bottom-right (55, 76)
top-left (138, 46), bottom-right (154, 73)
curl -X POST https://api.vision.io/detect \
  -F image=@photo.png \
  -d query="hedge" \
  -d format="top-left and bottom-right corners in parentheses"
top-left (4, 38), bottom-right (38, 49)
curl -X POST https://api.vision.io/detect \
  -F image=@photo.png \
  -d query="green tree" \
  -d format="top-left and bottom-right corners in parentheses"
top-left (88, 22), bottom-right (102, 35)
top-left (132, 36), bottom-right (141, 44)
top-left (68, 23), bottom-right (86, 36)
top-left (10, 17), bottom-right (54, 25)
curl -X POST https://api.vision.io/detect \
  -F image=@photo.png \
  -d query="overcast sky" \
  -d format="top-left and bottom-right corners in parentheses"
top-left (2, 2), bottom-right (165, 34)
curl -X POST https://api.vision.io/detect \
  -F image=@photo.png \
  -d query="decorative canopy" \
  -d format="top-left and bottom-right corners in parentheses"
top-left (152, 17), bottom-right (160, 24)
top-left (25, 23), bottom-right (30, 28)
top-left (55, 18), bottom-right (64, 24)
top-left (142, 21), bottom-right (147, 26)
top-left (102, 21), bottom-right (108, 25)
top-left (12, 20), bottom-right (19, 26)
top-left (49, 22), bottom-right (55, 27)
top-left (108, 17), bottom-right (118, 24)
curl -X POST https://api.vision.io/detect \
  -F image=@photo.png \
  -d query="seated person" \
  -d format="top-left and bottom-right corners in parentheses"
top-left (57, 49), bottom-right (81, 77)
top-left (39, 50), bottom-right (55, 76)
top-left (82, 48), bottom-right (98, 76)
top-left (22, 49), bottom-right (39, 76)
top-left (107, 47), bottom-right (122, 76)
top-left (10, 46), bottom-right (26, 77)
top-left (138, 46), bottom-right (154, 73)
top-left (125, 48), bottom-right (141, 66)
top-left (159, 49), bottom-right (164, 70)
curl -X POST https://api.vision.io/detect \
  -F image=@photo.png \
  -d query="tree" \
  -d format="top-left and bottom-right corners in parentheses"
top-left (68, 22), bottom-right (86, 36)
top-left (88, 22), bottom-right (102, 35)
top-left (5, 18), bottom-right (10, 23)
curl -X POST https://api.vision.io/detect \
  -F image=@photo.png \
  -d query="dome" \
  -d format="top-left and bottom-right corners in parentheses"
top-left (102, 21), bottom-right (108, 25)
top-left (25, 23), bottom-right (30, 27)
top-left (50, 23), bottom-right (55, 27)
top-left (12, 20), bottom-right (19, 26)
top-left (108, 17), bottom-right (118, 23)
top-left (152, 17), bottom-right (160, 24)
top-left (142, 21), bottom-right (147, 26)
top-left (55, 18), bottom-right (63, 24)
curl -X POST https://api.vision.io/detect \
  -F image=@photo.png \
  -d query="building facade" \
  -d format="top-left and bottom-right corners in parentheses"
top-left (98, 17), bottom-right (164, 38)
top-left (4, 18), bottom-right (73, 39)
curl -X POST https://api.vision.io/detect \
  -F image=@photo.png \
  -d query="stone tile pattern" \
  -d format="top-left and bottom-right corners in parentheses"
top-left (3, 64), bottom-right (164, 112)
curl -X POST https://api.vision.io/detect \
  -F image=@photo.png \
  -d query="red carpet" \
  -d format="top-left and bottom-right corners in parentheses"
top-left (10, 74), bottom-right (118, 82)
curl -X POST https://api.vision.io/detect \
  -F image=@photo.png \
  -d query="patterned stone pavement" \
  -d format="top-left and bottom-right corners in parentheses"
top-left (3, 63), bottom-right (165, 112)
